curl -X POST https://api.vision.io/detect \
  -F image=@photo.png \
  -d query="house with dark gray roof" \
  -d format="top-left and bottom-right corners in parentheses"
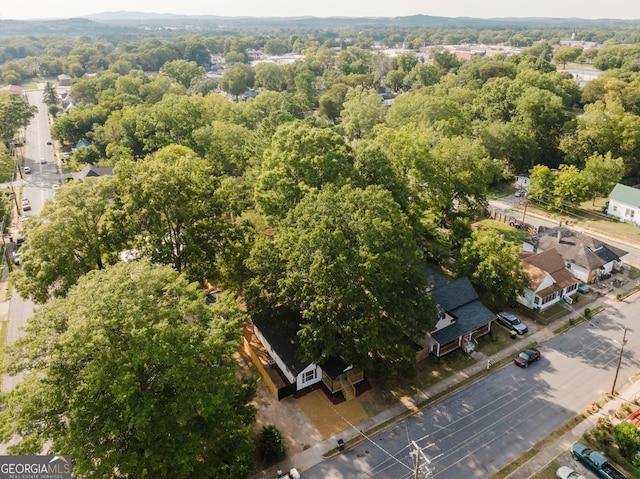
top-left (417, 271), bottom-right (495, 358)
top-left (518, 248), bottom-right (580, 311)
top-left (522, 227), bottom-right (627, 284)
top-left (251, 307), bottom-right (364, 401)
top-left (606, 183), bottom-right (640, 226)
top-left (74, 164), bottom-right (115, 181)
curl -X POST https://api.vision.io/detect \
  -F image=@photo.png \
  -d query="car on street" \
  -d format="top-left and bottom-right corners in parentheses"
top-left (40, 157), bottom-right (47, 164)
top-left (23, 166), bottom-right (31, 174)
top-left (16, 237), bottom-right (25, 249)
top-left (21, 198), bottom-right (31, 211)
top-left (515, 189), bottom-right (526, 197)
top-left (497, 311), bottom-right (528, 334)
top-left (556, 466), bottom-right (587, 479)
top-left (514, 348), bottom-right (541, 367)
top-left (12, 252), bottom-right (21, 265)
top-left (577, 282), bottom-right (590, 293)
top-left (52, 183), bottom-right (59, 190)
top-left (46, 140), bottom-right (52, 145)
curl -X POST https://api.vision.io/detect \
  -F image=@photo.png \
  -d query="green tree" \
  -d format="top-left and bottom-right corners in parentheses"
top-left (42, 81), bottom-right (58, 106)
top-left (613, 421), bottom-right (640, 459)
top-left (552, 164), bottom-right (589, 209)
top-left (247, 185), bottom-right (435, 376)
top-left (254, 121), bottom-right (353, 218)
top-left (425, 136), bottom-right (498, 225)
top-left (15, 177), bottom-right (120, 304)
top-left (114, 145), bottom-right (235, 283)
top-left (220, 64), bottom-right (251, 101)
top-left (340, 86), bottom-right (386, 140)
top-left (0, 91), bottom-right (37, 148)
top-left (2, 260), bottom-right (257, 479)
top-left (335, 47), bottom-right (372, 75)
top-left (160, 59), bottom-right (206, 89)
top-left (553, 46), bottom-right (583, 68)
top-left (582, 152), bottom-right (625, 205)
top-left (254, 62), bottom-right (287, 92)
top-left (318, 82), bottom-right (349, 121)
top-left (456, 229), bottom-right (529, 303)
top-left (528, 164), bottom-right (555, 203)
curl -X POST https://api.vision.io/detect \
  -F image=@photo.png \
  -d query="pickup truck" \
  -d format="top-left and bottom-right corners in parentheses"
top-left (571, 443), bottom-right (627, 479)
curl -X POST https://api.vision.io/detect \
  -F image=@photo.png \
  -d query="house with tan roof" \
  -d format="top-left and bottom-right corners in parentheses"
top-left (522, 227), bottom-right (627, 284)
top-left (518, 248), bottom-right (580, 311)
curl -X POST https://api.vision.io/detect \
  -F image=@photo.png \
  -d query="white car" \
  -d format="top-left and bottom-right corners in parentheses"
top-left (556, 466), bottom-right (586, 479)
top-left (23, 166), bottom-right (31, 174)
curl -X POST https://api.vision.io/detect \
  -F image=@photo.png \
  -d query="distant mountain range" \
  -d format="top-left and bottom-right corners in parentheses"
top-left (1, 11), bottom-right (639, 38)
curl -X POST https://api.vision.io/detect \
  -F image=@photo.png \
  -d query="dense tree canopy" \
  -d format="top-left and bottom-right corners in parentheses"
top-left (114, 145), bottom-right (237, 283)
top-left (2, 260), bottom-right (256, 479)
top-left (15, 177), bottom-right (120, 303)
top-left (247, 185), bottom-right (435, 376)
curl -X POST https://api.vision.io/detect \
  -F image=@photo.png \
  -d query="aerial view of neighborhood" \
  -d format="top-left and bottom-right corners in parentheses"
top-left (3, 8), bottom-right (640, 479)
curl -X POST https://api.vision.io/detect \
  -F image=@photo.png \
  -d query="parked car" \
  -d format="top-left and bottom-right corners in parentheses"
top-left (16, 237), bottom-right (25, 249)
top-left (557, 466), bottom-right (587, 479)
top-left (515, 189), bottom-right (526, 197)
top-left (514, 348), bottom-right (541, 367)
top-left (46, 140), bottom-right (52, 145)
top-left (22, 202), bottom-right (31, 211)
top-left (577, 282), bottom-right (590, 293)
top-left (40, 157), bottom-right (47, 164)
top-left (12, 252), bottom-right (20, 265)
top-left (571, 443), bottom-right (627, 479)
top-left (497, 311), bottom-right (528, 334)
top-left (23, 166), bottom-right (31, 174)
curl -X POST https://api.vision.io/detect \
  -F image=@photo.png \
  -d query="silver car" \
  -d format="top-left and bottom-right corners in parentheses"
top-left (497, 311), bottom-right (528, 334)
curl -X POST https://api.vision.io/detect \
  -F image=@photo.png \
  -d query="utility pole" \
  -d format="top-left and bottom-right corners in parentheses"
top-left (611, 326), bottom-right (628, 395)
top-left (411, 441), bottom-right (432, 479)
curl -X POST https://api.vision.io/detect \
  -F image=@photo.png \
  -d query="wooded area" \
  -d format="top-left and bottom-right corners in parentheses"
top-left (2, 16), bottom-right (640, 478)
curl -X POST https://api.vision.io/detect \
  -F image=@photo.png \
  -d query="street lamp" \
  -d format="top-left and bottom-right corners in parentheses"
top-left (611, 326), bottom-right (628, 395)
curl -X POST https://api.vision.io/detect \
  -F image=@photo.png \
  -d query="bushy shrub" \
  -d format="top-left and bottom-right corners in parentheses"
top-left (259, 425), bottom-right (287, 465)
top-left (612, 422), bottom-right (640, 459)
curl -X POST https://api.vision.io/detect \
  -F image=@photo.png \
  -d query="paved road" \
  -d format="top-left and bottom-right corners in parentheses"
top-left (2, 89), bottom-right (52, 392)
top-left (302, 297), bottom-right (640, 479)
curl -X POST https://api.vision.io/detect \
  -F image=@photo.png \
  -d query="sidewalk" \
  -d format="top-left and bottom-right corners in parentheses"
top-left (258, 279), bottom-right (640, 479)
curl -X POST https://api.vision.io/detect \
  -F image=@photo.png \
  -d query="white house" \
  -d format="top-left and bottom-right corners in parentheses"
top-left (251, 307), bottom-right (364, 400)
top-left (606, 183), bottom-right (640, 227)
top-left (522, 227), bottom-right (627, 284)
top-left (514, 174), bottom-right (530, 189)
top-left (518, 248), bottom-right (580, 310)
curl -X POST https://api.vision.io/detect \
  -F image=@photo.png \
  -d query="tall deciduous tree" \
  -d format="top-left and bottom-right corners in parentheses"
top-left (0, 90), bottom-right (37, 148)
top-left (456, 229), bottom-right (529, 304)
top-left (582, 152), bottom-right (625, 205)
top-left (340, 86), bottom-right (386, 140)
top-left (159, 59), bottom-right (206, 89)
top-left (254, 121), bottom-right (353, 218)
top-left (247, 185), bottom-right (435, 376)
top-left (552, 164), bottom-right (589, 209)
top-left (2, 260), bottom-right (257, 479)
top-left (15, 177), bottom-right (120, 304)
top-left (114, 145), bottom-right (235, 283)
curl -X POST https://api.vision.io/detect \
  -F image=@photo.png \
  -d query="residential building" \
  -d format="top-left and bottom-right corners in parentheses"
top-left (416, 271), bottom-right (495, 358)
top-left (522, 227), bottom-right (627, 284)
top-left (606, 183), bottom-right (640, 227)
top-left (518, 248), bottom-right (580, 311)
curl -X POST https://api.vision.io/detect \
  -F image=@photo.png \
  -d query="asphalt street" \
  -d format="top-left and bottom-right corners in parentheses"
top-left (296, 295), bottom-right (640, 479)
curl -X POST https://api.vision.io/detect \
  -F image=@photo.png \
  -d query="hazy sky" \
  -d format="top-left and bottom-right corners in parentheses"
top-left (1, 0), bottom-right (639, 21)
